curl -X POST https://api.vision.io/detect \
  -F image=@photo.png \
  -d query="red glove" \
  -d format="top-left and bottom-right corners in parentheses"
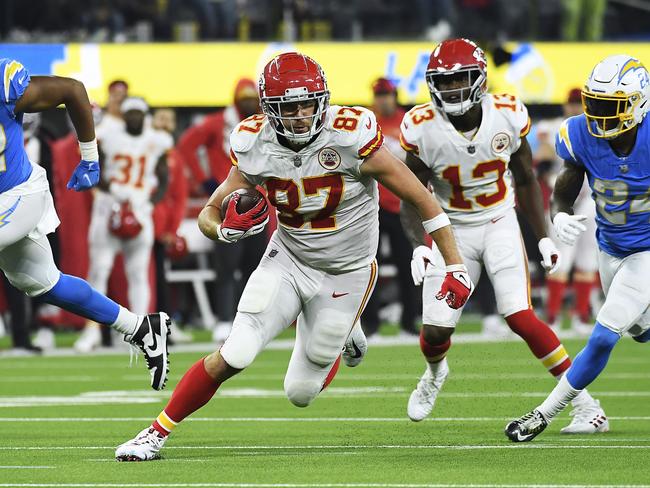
top-left (435, 264), bottom-right (473, 309)
top-left (217, 193), bottom-right (269, 243)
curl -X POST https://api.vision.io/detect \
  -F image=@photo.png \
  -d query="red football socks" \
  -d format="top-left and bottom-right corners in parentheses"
top-left (152, 358), bottom-right (221, 436)
top-left (506, 308), bottom-right (571, 377)
top-left (546, 279), bottom-right (566, 324)
top-left (573, 279), bottom-right (593, 322)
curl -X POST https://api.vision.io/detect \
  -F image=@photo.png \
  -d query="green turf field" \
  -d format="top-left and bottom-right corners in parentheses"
top-left (1, 334), bottom-right (649, 488)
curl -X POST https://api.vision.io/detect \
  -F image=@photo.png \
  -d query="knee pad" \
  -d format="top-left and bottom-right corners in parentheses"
top-left (597, 282), bottom-right (649, 334)
top-left (421, 324), bottom-right (453, 345)
top-left (219, 315), bottom-right (263, 370)
top-left (237, 267), bottom-right (280, 314)
top-left (284, 379), bottom-right (321, 408)
top-left (4, 268), bottom-right (60, 297)
top-left (485, 241), bottom-right (517, 274)
top-left (306, 309), bottom-right (349, 366)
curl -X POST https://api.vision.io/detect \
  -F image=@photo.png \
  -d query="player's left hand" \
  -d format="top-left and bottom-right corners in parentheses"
top-left (67, 160), bottom-right (100, 191)
top-left (436, 264), bottom-right (473, 309)
top-left (538, 237), bottom-right (560, 274)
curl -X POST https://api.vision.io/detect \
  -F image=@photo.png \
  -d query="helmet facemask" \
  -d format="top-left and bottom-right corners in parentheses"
top-left (582, 90), bottom-right (641, 139)
top-left (426, 66), bottom-right (485, 116)
top-left (261, 87), bottom-right (330, 145)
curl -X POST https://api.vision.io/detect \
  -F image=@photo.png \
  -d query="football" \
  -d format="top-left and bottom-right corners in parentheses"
top-left (220, 188), bottom-right (266, 218)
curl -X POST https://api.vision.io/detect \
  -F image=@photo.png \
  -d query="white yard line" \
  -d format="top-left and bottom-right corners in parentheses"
top-left (0, 466), bottom-right (54, 469)
top-left (1, 483), bottom-right (650, 488)
top-left (1, 444), bottom-right (650, 451)
top-left (1, 416), bottom-right (650, 422)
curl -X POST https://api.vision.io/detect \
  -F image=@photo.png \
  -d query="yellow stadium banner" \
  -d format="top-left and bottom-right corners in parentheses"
top-left (4, 42), bottom-right (650, 106)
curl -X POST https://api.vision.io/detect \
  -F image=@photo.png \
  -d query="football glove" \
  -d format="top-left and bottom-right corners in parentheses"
top-left (67, 160), bottom-right (100, 192)
top-left (553, 212), bottom-right (587, 246)
top-left (410, 245), bottom-right (436, 286)
top-left (538, 237), bottom-right (560, 274)
top-left (436, 264), bottom-right (473, 309)
top-left (216, 193), bottom-right (269, 244)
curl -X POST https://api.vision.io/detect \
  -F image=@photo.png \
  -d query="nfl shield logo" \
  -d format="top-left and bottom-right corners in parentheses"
top-left (467, 145), bottom-right (476, 154)
top-left (292, 155), bottom-right (303, 167)
top-left (619, 164), bottom-right (629, 174)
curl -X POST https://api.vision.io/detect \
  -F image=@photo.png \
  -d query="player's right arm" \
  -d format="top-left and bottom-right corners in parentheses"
top-left (16, 76), bottom-right (95, 142)
top-left (552, 160), bottom-right (586, 217)
top-left (360, 145), bottom-right (472, 309)
top-left (399, 151), bottom-right (432, 248)
top-left (197, 165), bottom-right (255, 241)
top-left (552, 118), bottom-right (589, 245)
top-left (14, 74), bottom-right (99, 191)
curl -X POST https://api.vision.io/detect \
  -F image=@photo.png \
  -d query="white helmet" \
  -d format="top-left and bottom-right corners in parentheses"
top-left (582, 54), bottom-right (650, 138)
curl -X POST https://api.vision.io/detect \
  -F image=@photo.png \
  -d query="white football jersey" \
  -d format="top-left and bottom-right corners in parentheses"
top-left (98, 126), bottom-right (173, 211)
top-left (400, 94), bottom-right (531, 225)
top-left (230, 105), bottom-right (383, 273)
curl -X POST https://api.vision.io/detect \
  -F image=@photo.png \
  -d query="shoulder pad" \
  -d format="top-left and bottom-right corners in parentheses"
top-left (230, 114), bottom-right (268, 154)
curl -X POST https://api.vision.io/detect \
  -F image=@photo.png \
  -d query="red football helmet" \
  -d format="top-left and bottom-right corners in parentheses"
top-left (108, 202), bottom-right (142, 240)
top-left (165, 234), bottom-right (188, 261)
top-left (426, 38), bottom-right (488, 116)
top-left (259, 52), bottom-right (330, 145)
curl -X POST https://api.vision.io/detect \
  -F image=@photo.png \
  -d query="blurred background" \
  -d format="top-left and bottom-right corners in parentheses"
top-left (1, 0), bottom-right (646, 353)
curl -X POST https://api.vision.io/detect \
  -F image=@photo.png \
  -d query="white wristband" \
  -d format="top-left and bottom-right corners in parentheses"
top-left (422, 213), bottom-right (451, 234)
top-left (79, 139), bottom-right (99, 162)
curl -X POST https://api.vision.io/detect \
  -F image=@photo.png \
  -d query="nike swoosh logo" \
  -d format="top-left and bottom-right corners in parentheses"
top-left (332, 292), bottom-right (349, 298)
top-left (366, 120), bottom-right (372, 129)
top-left (491, 215), bottom-right (505, 223)
top-left (350, 339), bottom-right (363, 358)
top-left (224, 229), bottom-right (241, 238)
top-left (515, 431), bottom-right (533, 442)
top-left (148, 321), bottom-right (158, 351)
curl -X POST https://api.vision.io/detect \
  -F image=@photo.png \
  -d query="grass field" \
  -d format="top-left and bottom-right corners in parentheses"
top-left (1, 331), bottom-right (649, 488)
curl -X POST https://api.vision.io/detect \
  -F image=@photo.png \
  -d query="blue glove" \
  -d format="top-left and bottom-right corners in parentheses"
top-left (67, 160), bottom-right (100, 191)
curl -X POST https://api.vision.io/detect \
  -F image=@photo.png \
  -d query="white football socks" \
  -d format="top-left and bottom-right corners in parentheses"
top-left (111, 306), bottom-right (140, 336)
top-left (427, 357), bottom-right (448, 376)
top-left (537, 374), bottom-right (581, 420)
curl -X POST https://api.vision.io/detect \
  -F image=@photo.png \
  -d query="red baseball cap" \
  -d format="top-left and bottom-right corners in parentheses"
top-left (567, 88), bottom-right (582, 104)
top-left (372, 77), bottom-right (397, 95)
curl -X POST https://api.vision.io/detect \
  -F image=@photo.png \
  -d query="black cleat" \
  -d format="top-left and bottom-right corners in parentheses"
top-left (126, 312), bottom-right (171, 390)
top-left (505, 409), bottom-right (549, 442)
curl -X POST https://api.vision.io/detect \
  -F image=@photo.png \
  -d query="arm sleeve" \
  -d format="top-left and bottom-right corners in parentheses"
top-left (1, 59), bottom-right (31, 118)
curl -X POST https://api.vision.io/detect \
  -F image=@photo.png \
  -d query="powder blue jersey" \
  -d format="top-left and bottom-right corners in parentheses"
top-left (0, 58), bottom-right (33, 194)
top-left (556, 114), bottom-right (650, 257)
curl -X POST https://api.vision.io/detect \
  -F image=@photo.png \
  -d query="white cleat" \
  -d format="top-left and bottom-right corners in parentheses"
top-left (212, 321), bottom-right (231, 343)
top-left (342, 322), bottom-right (367, 367)
top-left (561, 399), bottom-right (609, 434)
top-left (115, 427), bottom-right (167, 461)
top-left (33, 327), bottom-right (56, 351)
top-left (74, 324), bottom-right (101, 353)
top-left (407, 358), bottom-right (449, 422)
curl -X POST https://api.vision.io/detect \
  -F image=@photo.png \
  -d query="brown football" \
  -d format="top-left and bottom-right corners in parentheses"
top-left (220, 188), bottom-right (266, 218)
